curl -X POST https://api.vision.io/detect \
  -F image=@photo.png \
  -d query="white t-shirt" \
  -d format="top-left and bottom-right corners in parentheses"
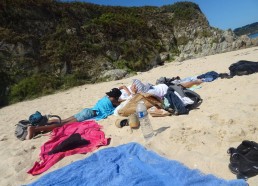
top-left (119, 86), bottom-right (133, 100)
top-left (147, 84), bottom-right (168, 99)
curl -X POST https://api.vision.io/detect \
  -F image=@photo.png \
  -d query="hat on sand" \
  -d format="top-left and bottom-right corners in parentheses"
top-left (106, 88), bottom-right (122, 99)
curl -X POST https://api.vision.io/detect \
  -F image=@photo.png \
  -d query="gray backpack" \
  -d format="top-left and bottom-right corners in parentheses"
top-left (15, 120), bottom-right (31, 141)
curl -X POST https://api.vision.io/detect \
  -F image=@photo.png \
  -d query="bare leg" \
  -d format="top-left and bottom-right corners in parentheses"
top-left (60, 116), bottom-right (78, 124)
top-left (26, 116), bottom-right (78, 140)
top-left (180, 79), bottom-right (203, 88)
top-left (26, 124), bottom-right (62, 140)
top-left (48, 116), bottom-right (78, 125)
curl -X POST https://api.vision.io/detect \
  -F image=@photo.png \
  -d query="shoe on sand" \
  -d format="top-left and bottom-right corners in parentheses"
top-left (115, 118), bottom-right (129, 128)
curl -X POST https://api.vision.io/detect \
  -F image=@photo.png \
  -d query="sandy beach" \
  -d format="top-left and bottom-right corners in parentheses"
top-left (1, 46), bottom-right (258, 185)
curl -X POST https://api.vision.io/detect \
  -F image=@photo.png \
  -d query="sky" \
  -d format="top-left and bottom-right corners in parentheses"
top-left (62, 0), bottom-right (258, 30)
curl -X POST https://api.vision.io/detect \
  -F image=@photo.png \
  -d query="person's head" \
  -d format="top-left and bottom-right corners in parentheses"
top-left (106, 88), bottom-right (122, 100)
top-left (131, 79), bottom-right (150, 94)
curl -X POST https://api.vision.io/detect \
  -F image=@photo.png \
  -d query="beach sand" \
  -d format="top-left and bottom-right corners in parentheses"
top-left (1, 46), bottom-right (258, 185)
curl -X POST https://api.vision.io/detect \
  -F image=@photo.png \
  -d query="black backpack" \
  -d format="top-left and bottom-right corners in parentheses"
top-left (164, 85), bottom-right (202, 115)
top-left (228, 140), bottom-right (258, 180)
top-left (15, 111), bottom-right (61, 141)
top-left (168, 84), bottom-right (202, 110)
top-left (229, 60), bottom-right (258, 77)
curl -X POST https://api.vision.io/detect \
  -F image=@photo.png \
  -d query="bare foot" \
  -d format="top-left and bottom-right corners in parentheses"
top-left (26, 126), bottom-right (35, 140)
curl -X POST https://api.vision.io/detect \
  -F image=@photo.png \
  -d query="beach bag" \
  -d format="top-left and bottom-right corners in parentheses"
top-left (164, 85), bottom-right (202, 115)
top-left (166, 85), bottom-right (202, 111)
top-left (228, 140), bottom-right (258, 180)
top-left (118, 93), bottom-right (163, 117)
top-left (15, 120), bottom-right (31, 141)
top-left (15, 112), bottom-right (61, 141)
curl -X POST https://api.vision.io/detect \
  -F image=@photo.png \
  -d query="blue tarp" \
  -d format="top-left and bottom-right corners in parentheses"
top-left (28, 142), bottom-right (247, 186)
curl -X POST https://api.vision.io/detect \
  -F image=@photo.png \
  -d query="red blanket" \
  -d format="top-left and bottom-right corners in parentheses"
top-left (28, 120), bottom-right (109, 175)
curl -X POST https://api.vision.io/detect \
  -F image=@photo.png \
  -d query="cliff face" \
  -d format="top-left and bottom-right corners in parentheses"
top-left (0, 0), bottom-right (257, 106)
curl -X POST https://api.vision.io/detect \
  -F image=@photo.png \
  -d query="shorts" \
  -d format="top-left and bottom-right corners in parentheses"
top-left (74, 108), bottom-right (95, 122)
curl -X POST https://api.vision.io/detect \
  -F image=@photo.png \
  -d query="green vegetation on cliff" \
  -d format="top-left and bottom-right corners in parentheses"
top-left (0, 0), bottom-right (207, 107)
top-left (234, 22), bottom-right (258, 36)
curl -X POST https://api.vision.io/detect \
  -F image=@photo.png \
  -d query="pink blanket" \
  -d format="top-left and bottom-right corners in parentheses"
top-left (28, 120), bottom-right (109, 175)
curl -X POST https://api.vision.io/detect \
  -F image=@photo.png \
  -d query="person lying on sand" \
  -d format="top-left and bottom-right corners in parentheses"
top-left (120, 78), bottom-right (203, 101)
top-left (179, 79), bottom-right (203, 88)
top-left (156, 76), bottom-right (203, 88)
top-left (26, 88), bottom-right (122, 140)
top-left (119, 79), bottom-right (166, 99)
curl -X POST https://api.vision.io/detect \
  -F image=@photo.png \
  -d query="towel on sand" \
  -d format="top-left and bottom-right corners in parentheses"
top-left (28, 142), bottom-right (247, 186)
top-left (27, 120), bottom-right (109, 175)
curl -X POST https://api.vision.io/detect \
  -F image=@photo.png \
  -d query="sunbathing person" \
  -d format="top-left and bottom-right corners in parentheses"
top-left (26, 88), bottom-right (122, 140)
top-left (179, 79), bottom-right (203, 88)
top-left (156, 76), bottom-right (203, 88)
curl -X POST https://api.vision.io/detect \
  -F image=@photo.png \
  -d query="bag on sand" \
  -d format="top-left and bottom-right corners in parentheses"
top-left (164, 85), bottom-right (202, 115)
top-left (228, 140), bottom-right (258, 180)
top-left (118, 93), bottom-right (163, 117)
top-left (15, 120), bottom-right (31, 141)
top-left (15, 111), bottom-right (61, 141)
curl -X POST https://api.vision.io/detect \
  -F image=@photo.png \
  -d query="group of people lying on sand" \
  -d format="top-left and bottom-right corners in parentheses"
top-left (26, 77), bottom-right (204, 140)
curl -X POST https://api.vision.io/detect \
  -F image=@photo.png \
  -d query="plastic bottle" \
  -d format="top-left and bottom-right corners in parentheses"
top-left (136, 100), bottom-right (154, 141)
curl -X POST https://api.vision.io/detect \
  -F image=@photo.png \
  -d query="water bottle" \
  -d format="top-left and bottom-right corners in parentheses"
top-left (136, 100), bottom-right (154, 141)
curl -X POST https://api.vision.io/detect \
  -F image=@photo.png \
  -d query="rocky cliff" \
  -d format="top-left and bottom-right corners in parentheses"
top-left (0, 0), bottom-right (257, 107)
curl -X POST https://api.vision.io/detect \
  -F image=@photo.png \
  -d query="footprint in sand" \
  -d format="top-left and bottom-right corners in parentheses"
top-left (226, 119), bottom-right (235, 125)
top-left (217, 129), bottom-right (227, 141)
top-left (228, 128), bottom-right (246, 142)
top-left (250, 103), bottom-right (258, 111)
top-left (15, 146), bottom-right (36, 172)
top-left (248, 125), bottom-right (257, 134)
top-left (0, 135), bottom-right (8, 141)
top-left (208, 114), bottom-right (219, 121)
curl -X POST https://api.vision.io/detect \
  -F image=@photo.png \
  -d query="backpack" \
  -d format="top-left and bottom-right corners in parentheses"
top-left (168, 84), bottom-right (202, 110)
top-left (228, 140), bottom-right (258, 180)
top-left (15, 111), bottom-right (61, 141)
top-left (164, 85), bottom-right (202, 115)
top-left (229, 60), bottom-right (258, 77)
top-left (15, 120), bottom-right (31, 141)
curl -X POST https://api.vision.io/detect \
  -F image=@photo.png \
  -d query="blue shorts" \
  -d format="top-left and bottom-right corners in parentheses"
top-left (74, 108), bottom-right (95, 122)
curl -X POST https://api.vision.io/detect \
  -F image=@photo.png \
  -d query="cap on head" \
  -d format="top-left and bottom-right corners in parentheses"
top-left (106, 88), bottom-right (122, 99)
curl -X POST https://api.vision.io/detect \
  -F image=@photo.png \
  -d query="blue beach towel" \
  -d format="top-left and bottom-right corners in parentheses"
top-left (28, 143), bottom-right (247, 186)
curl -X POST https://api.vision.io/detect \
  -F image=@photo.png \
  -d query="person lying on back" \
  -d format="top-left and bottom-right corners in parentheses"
top-left (26, 88), bottom-right (122, 140)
